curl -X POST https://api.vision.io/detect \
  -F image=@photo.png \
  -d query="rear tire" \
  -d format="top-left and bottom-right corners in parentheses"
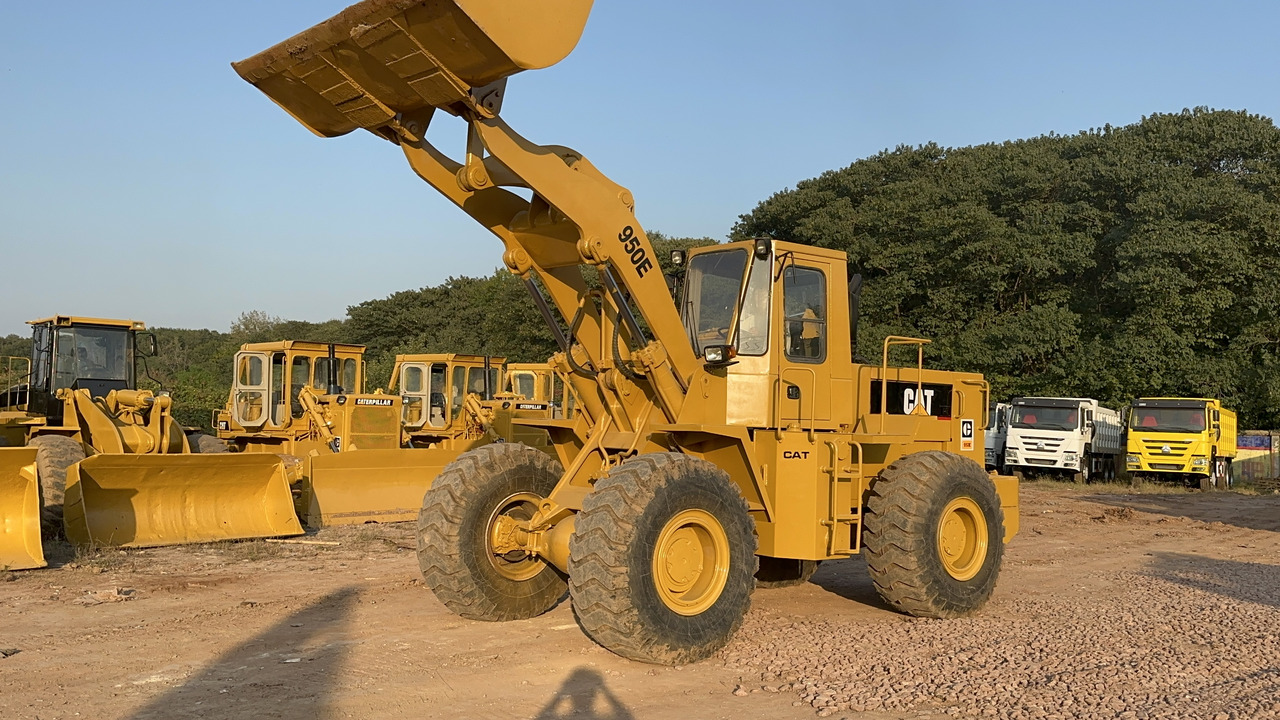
top-left (187, 433), bottom-right (228, 453)
top-left (755, 557), bottom-right (820, 589)
top-left (417, 443), bottom-right (567, 621)
top-left (569, 453), bottom-right (757, 665)
top-left (863, 451), bottom-right (1005, 618)
top-left (28, 435), bottom-right (86, 538)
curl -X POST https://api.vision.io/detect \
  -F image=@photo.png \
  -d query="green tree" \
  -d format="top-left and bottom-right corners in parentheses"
top-left (734, 108), bottom-right (1280, 428)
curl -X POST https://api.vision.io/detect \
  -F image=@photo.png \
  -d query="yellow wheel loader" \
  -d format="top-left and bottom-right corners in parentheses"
top-left (236, 0), bottom-right (1019, 665)
top-left (215, 342), bottom-right (557, 527)
top-left (0, 316), bottom-right (301, 551)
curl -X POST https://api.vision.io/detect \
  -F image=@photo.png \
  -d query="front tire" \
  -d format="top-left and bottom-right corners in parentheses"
top-left (569, 453), bottom-right (757, 665)
top-left (417, 443), bottom-right (568, 621)
top-left (863, 451), bottom-right (1005, 618)
top-left (28, 435), bottom-right (86, 537)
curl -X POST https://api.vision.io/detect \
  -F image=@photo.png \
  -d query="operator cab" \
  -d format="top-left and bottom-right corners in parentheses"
top-left (230, 341), bottom-right (365, 431)
top-left (681, 238), bottom-right (837, 368)
top-left (21, 316), bottom-right (152, 426)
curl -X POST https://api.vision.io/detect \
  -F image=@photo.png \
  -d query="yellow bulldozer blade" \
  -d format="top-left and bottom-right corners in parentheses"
top-left (301, 447), bottom-right (475, 527)
top-left (0, 448), bottom-right (45, 570)
top-left (64, 454), bottom-right (304, 548)
top-left (232, 0), bottom-right (593, 137)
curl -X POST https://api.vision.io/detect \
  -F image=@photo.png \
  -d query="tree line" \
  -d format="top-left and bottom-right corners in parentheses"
top-left (2, 108), bottom-right (1276, 429)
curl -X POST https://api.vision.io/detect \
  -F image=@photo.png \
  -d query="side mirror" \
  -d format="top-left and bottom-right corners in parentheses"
top-left (138, 332), bottom-right (158, 358)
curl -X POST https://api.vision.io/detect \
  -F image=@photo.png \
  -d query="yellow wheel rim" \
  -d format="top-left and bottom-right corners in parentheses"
top-left (936, 497), bottom-right (989, 582)
top-left (652, 509), bottom-right (730, 616)
top-left (486, 492), bottom-right (544, 582)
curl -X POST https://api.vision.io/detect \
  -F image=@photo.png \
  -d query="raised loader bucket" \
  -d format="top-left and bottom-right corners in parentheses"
top-left (232, 0), bottom-right (593, 137)
top-left (301, 446), bottom-right (474, 527)
top-left (64, 455), bottom-right (304, 548)
top-left (0, 448), bottom-right (45, 570)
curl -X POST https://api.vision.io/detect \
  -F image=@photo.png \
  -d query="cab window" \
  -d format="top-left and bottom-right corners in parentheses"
top-left (512, 372), bottom-right (536, 399)
top-left (404, 366), bottom-right (423, 393)
top-left (290, 355), bottom-right (311, 419)
top-left (270, 352), bottom-right (286, 425)
top-left (468, 367), bottom-right (498, 399)
top-left (428, 364), bottom-right (448, 427)
top-left (238, 355), bottom-right (264, 386)
top-left (783, 266), bottom-right (826, 362)
top-left (342, 358), bottom-right (358, 393)
top-left (451, 366), bottom-right (466, 420)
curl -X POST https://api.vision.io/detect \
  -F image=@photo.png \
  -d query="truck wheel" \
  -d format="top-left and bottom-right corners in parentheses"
top-left (755, 557), bottom-right (820, 589)
top-left (417, 443), bottom-right (567, 621)
top-left (863, 451), bottom-right (1005, 618)
top-left (27, 435), bottom-right (86, 538)
top-left (187, 433), bottom-right (229, 453)
top-left (569, 453), bottom-right (757, 665)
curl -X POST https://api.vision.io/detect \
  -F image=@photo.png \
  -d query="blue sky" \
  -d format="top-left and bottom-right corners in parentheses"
top-left (2, 1), bottom-right (1278, 336)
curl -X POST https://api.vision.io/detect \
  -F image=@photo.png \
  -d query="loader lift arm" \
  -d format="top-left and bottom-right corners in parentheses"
top-left (233, 0), bottom-right (697, 474)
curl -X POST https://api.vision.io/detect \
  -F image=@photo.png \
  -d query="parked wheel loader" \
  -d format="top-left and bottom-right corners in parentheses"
top-left (0, 316), bottom-right (301, 551)
top-left (214, 342), bottom-right (559, 527)
top-left (393, 353), bottom-right (570, 452)
top-left (235, 0), bottom-right (1020, 665)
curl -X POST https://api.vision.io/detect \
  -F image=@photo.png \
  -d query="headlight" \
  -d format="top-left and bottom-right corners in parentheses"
top-left (1126, 455), bottom-right (1140, 465)
top-left (1063, 452), bottom-right (1078, 461)
top-left (1006, 448), bottom-right (1019, 458)
top-left (1191, 457), bottom-right (1209, 467)
top-left (703, 345), bottom-right (735, 365)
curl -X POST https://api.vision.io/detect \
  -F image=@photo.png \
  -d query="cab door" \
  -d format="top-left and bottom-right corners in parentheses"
top-left (399, 362), bottom-right (449, 430)
top-left (777, 262), bottom-right (833, 425)
top-left (232, 351), bottom-right (270, 429)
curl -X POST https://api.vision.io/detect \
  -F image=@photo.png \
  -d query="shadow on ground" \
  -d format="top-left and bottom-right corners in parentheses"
top-left (1086, 493), bottom-right (1280, 533)
top-left (128, 586), bottom-right (359, 719)
top-left (531, 667), bottom-right (634, 720)
top-left (1146, 552), bottom-right (1280, 609)
top-left (804, 556), bottom-right (896, 612)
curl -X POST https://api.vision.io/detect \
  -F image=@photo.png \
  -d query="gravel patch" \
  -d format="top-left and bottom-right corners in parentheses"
top-left (723, 559), bottom-right (1280, 719)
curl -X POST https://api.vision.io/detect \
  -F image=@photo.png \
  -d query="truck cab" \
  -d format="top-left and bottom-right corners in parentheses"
top-left (984, 402), bottom-right (1011, 470)
top-left (1003, 397), bottom-right (1123, 483)
top-left (1126, 398), bottom-right (1237, 489)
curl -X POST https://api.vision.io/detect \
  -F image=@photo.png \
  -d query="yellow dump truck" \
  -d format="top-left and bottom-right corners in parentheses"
top-left (1126, 398), bottom-right (1237, 490)
top-left (0, 316), bottom-right (300, 554)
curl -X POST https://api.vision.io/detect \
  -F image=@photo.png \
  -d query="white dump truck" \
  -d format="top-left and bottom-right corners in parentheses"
top-left (1003, 397), bottom-right (1123, 483)
top-left (985, 402), bottom-right (1011, 471)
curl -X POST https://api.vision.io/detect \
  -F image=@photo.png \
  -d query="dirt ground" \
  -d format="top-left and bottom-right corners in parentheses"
top-left (1, 483), bottom-right (1277, 720)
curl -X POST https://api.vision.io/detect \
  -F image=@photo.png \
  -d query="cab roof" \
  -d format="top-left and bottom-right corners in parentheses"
top-left (395, 354), bottom-right (507, 366)
top-left (239, 340), bottom-right (366, 354)
top-left (28, 315), bottom-right (145, 330)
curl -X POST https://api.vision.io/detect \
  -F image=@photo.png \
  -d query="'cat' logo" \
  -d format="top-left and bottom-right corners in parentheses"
top-left (783, 451), bottom-right (810, 459)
